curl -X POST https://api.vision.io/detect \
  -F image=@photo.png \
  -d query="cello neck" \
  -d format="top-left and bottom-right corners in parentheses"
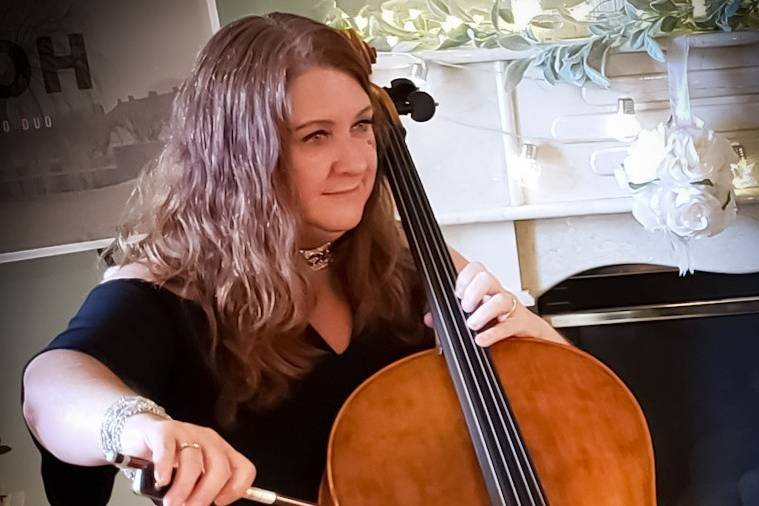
top-left (378, 102), bottom-right (548, 506)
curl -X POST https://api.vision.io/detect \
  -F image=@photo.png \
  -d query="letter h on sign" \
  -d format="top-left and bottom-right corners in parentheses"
top-left (0, 33), bottom-right (92, 99)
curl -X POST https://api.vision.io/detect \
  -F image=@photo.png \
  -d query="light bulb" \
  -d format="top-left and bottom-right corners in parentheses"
top-left (730, 142), bottom-right (758, 188)
top-left (372, 53), bottom-right (428, 89)
top-left (513, 143), bottom-right (541, 188)
top-left (409, 60), bottom-right (428, 87)
top-left (609, 98), bottom-right (641, 142)
top-left (732, 142), bottom-right (747, 161)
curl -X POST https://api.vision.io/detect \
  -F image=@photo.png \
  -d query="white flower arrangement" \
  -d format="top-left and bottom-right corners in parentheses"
top-left (612, 33), bottom-right (743, 274)
top-left (615, 119), bottom-right (738, 271)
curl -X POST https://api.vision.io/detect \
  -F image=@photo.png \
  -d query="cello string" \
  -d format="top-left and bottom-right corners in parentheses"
top-left (382, 129), bottom-right (512, 506)
top-left (391, 125), bottom-right (545, 504)
top-left (383, 125), bottom-right (511, 452)
top-left (385, 119), bottom-right (545, 505)
top-left (383, 122), bottom-right (519, 505)
top-left (381, 124), bottom-right (513, 504)
top-left (383, 123), bottom-right (520, 468)
top-left (388, 125), bottom-right (546, 506)
top-left (383, 126), bottom-right (531, 505)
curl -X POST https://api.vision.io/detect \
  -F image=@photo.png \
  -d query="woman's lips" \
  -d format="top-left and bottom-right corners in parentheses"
top-left (323, 185), bottom-right (360, 195)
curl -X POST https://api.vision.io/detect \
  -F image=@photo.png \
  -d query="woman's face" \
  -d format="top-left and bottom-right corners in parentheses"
top-left (286, 66), bottom-right (377, 247)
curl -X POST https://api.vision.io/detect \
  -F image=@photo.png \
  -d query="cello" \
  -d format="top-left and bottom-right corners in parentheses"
top-left (120, 30), bottom-right (655, 506)
top-left (316, 32), bottom-right (656, 506)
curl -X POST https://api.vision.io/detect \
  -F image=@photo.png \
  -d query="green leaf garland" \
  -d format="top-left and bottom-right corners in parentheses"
top-left (324, 0), bottom-right (759, 91)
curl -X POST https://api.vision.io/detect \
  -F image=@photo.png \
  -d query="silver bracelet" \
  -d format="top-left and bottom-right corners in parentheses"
top-left (100, 396), bottom-right (171, 478)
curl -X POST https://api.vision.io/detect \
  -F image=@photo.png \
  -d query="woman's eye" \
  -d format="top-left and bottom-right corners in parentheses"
top-left (303, 130), bottom-right (328, 143)
top-left (353, 119), bottom-right (374, 132)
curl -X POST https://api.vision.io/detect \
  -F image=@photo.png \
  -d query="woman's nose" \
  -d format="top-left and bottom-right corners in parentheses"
top-left (332, 136), bottom-right (371, 175)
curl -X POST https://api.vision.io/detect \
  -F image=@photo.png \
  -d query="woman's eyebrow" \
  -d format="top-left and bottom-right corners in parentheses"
top-left (293, 105), bottom-right (373, 132)
top-left (354, 104), bottom-right (373, 117)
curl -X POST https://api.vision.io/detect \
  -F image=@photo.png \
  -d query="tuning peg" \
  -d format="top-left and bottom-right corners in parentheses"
top-left (408, 91), bottom-right (436, 122)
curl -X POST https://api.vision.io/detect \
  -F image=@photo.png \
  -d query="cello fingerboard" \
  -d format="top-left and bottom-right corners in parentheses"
top-left (379, 118), bottom-right (548, 506)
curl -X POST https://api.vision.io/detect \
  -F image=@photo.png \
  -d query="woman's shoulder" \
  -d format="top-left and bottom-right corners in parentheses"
top-left (101, 262), bottom-right (153, 284)
top-left (100, 263), bottom-right (198, 303)
top-left (95, 264), bottom-right (170, 305)
top-left (39, 265), bottom-right (211, 407)
top-left (49, 264), bottom-right (207, 358)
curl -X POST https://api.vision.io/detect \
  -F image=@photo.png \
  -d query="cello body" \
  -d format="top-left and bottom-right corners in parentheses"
top-left (319, 338), bottom-right (655, 505)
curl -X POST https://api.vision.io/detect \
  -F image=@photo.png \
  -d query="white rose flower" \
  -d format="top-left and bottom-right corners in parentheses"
top-left (660, 126), bottom-right (733, 185)
top-left (631, 184), bottom-right (736, 239)
top-left (630, 184), bottom-right (667, 232)
top-left (621, 125), bottom-right (666, 186)
top-left (661, 185), bottom-right (736, 239)
top-left (613, 166), bottom-right (630, 190)
top-left (622, 120), bottom-right (738, 242)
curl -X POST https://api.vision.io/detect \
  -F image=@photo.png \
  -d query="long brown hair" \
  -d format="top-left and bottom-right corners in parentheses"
top-left (108, 13), bottom-right (422, 425)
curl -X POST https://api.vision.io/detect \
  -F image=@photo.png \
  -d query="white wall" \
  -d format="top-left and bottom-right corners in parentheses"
top-left (0, 251), bottom-right (143, 505)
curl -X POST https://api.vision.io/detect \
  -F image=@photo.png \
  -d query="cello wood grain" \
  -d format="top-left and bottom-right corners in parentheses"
top-left (321, 338), bottom-right (655, 505)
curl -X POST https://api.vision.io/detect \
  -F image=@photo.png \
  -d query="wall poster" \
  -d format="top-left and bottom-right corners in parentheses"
top-left (0, 0), bottom-right (218, 259)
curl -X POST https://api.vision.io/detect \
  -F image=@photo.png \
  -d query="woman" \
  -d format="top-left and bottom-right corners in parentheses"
top-left (22, 12), bottom-right (566, 506)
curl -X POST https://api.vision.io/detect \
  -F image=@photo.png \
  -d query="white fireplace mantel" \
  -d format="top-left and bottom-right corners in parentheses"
top-left (372, 31), bottom-right (759, 302)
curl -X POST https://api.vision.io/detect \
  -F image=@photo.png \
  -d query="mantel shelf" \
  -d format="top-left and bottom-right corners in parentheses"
top-left (438, 192), bottom-right (759, 226)
top-left (4, 193), bottom-right (756, 265)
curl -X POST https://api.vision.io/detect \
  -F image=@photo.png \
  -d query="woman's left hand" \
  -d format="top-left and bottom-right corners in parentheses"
top-left (423, 261), bottom-right (568, 347)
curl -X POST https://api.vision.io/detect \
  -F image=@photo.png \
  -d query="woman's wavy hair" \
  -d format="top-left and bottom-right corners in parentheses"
top-left (108, 13), bottom-right (424, 426)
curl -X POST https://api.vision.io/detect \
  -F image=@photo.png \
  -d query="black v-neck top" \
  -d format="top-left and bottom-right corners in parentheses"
top-left (27, 278), bottom-right (433, 505)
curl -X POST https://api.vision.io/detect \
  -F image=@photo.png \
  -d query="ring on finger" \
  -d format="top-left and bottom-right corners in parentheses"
top-left (500, 295), bottom-right (518, 320)
top-left (179, 442), bottom-right (202, 452)
top-left (178, 442), bottom-right (206, 473)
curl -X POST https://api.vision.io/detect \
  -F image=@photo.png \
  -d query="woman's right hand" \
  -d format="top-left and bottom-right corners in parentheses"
top-left (121, 414), bottom-right (256, 506)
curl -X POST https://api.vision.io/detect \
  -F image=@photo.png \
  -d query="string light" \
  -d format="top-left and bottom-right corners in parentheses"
top-left (513, 143), bottom-right (541, 188)
top-left (373, 53), bottom-right (429, 88)
top-left (609, 97), bottom-right (641, 142)
top-left (370, 61), bottom-right (746, 183)
top-left (730, 142), bottom-right (758, 189)
top-left (732, 142), bottom-right (747, 160)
